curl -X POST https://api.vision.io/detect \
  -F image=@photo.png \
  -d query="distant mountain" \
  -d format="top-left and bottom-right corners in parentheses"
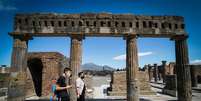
top-left (81, 63), bottom-right (115, 71)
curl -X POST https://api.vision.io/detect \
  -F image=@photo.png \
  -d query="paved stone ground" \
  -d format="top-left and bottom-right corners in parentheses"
top-left (1, 76), bottom-right (201, 101)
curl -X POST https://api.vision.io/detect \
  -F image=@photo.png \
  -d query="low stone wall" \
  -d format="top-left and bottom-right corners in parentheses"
top-left (0, 73), bottom-right (10, 88)
top-left (108, 70), bottom-right (155, 96)
top-left (162, 75), bottom-right (177, 96)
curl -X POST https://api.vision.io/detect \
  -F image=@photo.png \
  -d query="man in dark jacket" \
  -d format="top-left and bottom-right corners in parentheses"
top-left (56, 68), bottom-right (72, 101)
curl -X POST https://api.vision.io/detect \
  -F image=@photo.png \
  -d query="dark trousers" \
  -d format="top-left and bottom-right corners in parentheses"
top-left (60, 97), bottom-right (70, 101)
top-left (77, 94), bottom-right (85, 101)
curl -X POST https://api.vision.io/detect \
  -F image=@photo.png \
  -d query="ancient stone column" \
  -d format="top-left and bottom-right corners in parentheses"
top-left (153, 64), bottom-right (158, 83)
top-left (126, 36), bottom-right (139, 101)
top-left (161, 61), bottom-right (167, 83)
top-left (69, 35), bottom-right (83, 101)
top-left (8, 36), bottom-right (29, 101)
top-left (148, 64), bottom-right (152, 82)
top-left (173, 35), bottom-right (192, 101)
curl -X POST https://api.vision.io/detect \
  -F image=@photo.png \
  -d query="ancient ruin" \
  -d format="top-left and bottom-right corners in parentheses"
top-left (108, 70), bottom-right (155, 96)
top-left (0, 52), bottom-right (69, 98)
top-left (8, 13), bottom-right (191, 101)
top-left (26, 52), bottom-right (69, 97)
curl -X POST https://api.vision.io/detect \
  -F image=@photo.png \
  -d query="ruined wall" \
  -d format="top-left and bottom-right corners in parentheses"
top-left (190, 65), bottom-right (201, 86)
top-left (165, 62), bottom-right (175, 75)
top-left (108, 70), bottom-right (155, 96)
top-left (26, 52), bottom-right (69, 97)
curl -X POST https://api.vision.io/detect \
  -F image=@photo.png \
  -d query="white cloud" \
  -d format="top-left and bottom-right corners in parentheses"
top-left (113, 54), bottom-right (126, 61)
top-left (0, 0), bottom-right (17, 11)
top-left (190, 59), bottom-right (201, 65)
top-left (138, 52), bottom-right (153, 57)
top-left (113, 52), bottom-right (153, 61)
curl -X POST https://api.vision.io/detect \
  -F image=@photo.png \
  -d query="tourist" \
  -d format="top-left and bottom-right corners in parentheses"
top-left (56, 68), bottom-right (72, 101)
top-left (50, 78), bottom-right (57, 100)
top-left (76, 72), bottom-right (86, 101)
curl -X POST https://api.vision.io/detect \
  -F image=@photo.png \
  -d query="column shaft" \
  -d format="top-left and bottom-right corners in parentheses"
top-left (8, 38), bottom-right (28, 101)
top-left (148, 65), bottom-right (152, 82)
top-left (175, 38), bottom-right (192, 101)
top-left (153, 64), bottom-right (158, 83)
top-left (69, 36), bottom-right (83, 101)
top-left (126, 36), bottom-right (139, 101)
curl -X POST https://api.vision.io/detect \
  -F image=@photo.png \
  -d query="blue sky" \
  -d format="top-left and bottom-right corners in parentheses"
top-left (0, 0), bottom-right (201, 68)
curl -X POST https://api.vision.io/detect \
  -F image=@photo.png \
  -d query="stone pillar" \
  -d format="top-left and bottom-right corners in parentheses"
top-left (161, 61), bottom-right (167, 83)
top-left (190, 65), bottom-right (198, 87)
top-left (69, 35), bottom-right (83, 101)
top-left (148, 64), bottom-right (152, 82)
top-left (8, 36), bottom-right (30, 101)
top-left (173, 35), bottom-right (192, 101)
top-left (153, 64), bottom-right (158, 83)
top-left (126, 36), bottom-right (139, 101)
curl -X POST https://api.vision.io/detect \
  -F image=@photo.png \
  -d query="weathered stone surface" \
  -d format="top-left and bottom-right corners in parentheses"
top-left (162, 75), bottom-right (177, 96)
top-left (126, 36), bottom-right (139, 101)
top-left (69, 36), bottom-right (83, 101)
top-left (11, 13), bottom-right (186, 37)
top-left (108, 70), bottom-right (155, 96)
top-left (26, 52), bottom-right (69, 97)
top-left (174, 36), bottom-right (192, 101)
top-left (190, 65), bottom-right (201, 87)
top-left (8, 38), bottom-right (28, 101)
top-left (147, 61), bottom-right (176, 83)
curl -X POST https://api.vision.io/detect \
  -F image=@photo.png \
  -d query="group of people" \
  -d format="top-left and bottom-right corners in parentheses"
top-left (51, 67), bottom-right (87, 101)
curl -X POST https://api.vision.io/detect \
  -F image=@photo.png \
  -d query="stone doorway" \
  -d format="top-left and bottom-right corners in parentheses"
top-left (27, 58), bottom-right (43, 97)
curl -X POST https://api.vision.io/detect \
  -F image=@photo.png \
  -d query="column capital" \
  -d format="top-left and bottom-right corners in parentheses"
top-left (162, 61), bottom-right (167, 65)
top-left (70, 34), bottom-right (85, 40)
top-left (123, 34), bottom-right (138, 40)
top-left (9, 32), bottom-right (33, 41)
top-left (170, 35), bottom-right (188, 41)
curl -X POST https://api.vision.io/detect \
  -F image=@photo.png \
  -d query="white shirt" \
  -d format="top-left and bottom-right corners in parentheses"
top-left (76, 77), bottom-right (85, 95)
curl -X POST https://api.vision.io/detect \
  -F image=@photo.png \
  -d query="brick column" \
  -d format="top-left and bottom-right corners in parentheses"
top-left (8, 36), bottom-right (30, 101)
top-left (173, 35), bottom-right (192, 101)
top-left (126, 35), bottom-right (139, 101)
top-left (69, 35), bottom-right (83, 101)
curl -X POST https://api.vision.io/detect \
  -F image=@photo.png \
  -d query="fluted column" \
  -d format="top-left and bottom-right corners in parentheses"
top-left (173, 35), bottom-right (192, 101)
top-left (8, 36), bottom-right (30, 101)
top-left (126, 35), bottom-right (139, 101)
top-left (69, 35), bottom-right (83, 101)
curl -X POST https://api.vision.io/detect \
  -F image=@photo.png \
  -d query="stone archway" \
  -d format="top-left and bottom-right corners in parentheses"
top-left (27, 58), bottom-right (43, 97)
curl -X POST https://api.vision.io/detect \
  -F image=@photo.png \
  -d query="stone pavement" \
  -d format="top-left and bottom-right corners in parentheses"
top-left (1, 76), bottom-right (201, 101)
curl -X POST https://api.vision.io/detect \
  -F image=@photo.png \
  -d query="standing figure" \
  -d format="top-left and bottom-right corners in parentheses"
top-left (76, 72), bottom-right (86, 101)
top-left (56, 68), bottom-right (72, 101)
